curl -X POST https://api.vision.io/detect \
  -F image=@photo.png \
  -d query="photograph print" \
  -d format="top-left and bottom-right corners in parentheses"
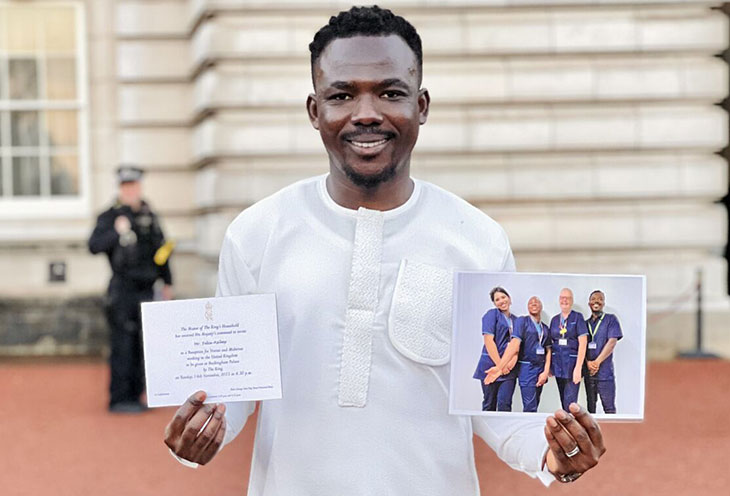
top-left (449, 271), bottom-right (645, 420)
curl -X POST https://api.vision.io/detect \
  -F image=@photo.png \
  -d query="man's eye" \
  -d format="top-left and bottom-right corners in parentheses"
top-left (330, 93), bottom-right (351, 101)
top-left (382, 91), bottom-right (405, 99)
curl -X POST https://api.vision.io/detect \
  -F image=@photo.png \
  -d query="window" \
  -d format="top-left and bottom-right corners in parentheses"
top-left (0, 2), bottom-right (87, 210)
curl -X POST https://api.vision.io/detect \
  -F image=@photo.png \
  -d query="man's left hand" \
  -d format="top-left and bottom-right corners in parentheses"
top-left (544, 403), bottom-right (605, 481)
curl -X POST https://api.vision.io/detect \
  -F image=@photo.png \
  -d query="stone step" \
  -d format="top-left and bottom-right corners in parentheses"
top-left (183, 152), bottom-right (725, 208)
top-left (114, 5), bottom-right (727, 80)
top-left (188, 104), bottom-right (726, 159)
top-left (188, 196), bottom-right (725, 257)
top-left (185, 55), bottom-right (726, 111)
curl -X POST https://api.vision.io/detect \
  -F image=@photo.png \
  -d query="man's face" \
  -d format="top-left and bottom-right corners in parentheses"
top-left (118, 180), bottom-right (142, 206)
top-left (527, 297), bottom-right (542, 317)
top-left (307, 35), bottom-right (429, 188)
top-left (559, 289), bottom-right (573, 313)
top-left (589, 292), bottom-right (605, 313)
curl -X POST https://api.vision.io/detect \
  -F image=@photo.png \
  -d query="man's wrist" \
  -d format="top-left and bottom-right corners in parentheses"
top-left (543, 453), bottom-right (583, 484)
top-left (553, 471), bottom-right (583, 483)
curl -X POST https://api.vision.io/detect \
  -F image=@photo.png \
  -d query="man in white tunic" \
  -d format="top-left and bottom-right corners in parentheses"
top-left (164, 6), bottom-right (606, 494)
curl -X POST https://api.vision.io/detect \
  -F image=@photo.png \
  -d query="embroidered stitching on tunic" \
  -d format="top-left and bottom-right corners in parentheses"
top-left (388, 260), bottom-right (453, 366)
top-left (337, 207), bottom-right (384, 407)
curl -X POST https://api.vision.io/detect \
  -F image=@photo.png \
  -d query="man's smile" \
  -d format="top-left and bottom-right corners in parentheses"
top-left (347, 137), bottom-right (390, 148)
top-left (345, 138), bottom-right (392, 156)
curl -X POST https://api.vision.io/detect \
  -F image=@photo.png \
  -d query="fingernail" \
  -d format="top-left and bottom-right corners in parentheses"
top-left (556, 410), bottom-right (568, 421)
top-left (569, 403), bottom-right (581, 413)
top-left (218, 403), bottom-right (226, 414)
top-left (547, 417), bottom-right (558, 428)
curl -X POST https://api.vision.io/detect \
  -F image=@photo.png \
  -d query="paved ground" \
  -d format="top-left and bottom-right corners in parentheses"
top-left (2, 359), bottom-right (728, 495)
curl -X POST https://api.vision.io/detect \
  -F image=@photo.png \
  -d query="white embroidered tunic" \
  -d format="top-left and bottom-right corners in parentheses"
top-left (197, 175), bottom-right (552, 494)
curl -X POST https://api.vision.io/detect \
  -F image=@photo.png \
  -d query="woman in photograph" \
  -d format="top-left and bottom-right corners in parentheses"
top-left (472, 286), bottom-right (519, 411)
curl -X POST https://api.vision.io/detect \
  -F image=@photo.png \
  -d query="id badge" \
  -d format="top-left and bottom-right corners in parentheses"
top-left (588, 342), bottom-right (597, 350)
top-left (536, 346), bottom-right (545, 355)
top-left (559, 338), bottom-right (568, 346)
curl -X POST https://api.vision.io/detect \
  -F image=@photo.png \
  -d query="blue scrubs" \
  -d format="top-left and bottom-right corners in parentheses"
top-left (584, 312), bottom-right (623, 414)
top-left (473, 308), bottom-right (518, 411)
top-left (512, 316), bottom-right (552, 412)
top-left (549, 310), bottom-right (588, 411)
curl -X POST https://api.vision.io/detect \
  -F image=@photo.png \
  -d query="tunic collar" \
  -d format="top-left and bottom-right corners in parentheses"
top-left (317, 174), bottom-right (422, 220)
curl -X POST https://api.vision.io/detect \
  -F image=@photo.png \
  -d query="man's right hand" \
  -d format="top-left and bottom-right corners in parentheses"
top-left (164, 391), bottom-right (227, 466)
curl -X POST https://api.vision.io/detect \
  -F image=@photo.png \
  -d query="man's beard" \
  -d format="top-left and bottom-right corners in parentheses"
top-left (342, 160), bottom-right (398, 189)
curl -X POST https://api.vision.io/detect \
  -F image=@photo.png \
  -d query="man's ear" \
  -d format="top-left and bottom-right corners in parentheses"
top-left (306, 93), bottom-right (320, 130)
top-left (418, 88), bottom-right (430, 125)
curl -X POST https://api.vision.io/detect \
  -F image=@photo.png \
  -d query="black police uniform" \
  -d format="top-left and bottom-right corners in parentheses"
top-left (88, 200), bottom-right (172, 408)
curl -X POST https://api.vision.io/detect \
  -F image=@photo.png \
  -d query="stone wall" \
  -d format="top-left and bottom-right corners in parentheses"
top-left (0, 296), bottom-right (108, 356)
top-left (0, 0), bottom-right (727, 357)
top-left (112, 0), bottom-right (730, 357)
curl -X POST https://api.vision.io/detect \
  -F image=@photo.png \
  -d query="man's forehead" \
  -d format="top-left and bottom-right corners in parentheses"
top-left (314, 35), bottom-right (419, 85)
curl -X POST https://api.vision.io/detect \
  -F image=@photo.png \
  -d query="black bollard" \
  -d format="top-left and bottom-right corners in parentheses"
top-left (679, 269), bottom-right (719, 359)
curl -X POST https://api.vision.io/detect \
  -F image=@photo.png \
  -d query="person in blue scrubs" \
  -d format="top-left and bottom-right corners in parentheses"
top-left (584, 290), bottom-right (623, 414)
top-left (485, 296), bottom-right (552, 412)
top-left (473, 286), bottom-right (518, 411)
top-left (549, 288), bottom-right (588, 411)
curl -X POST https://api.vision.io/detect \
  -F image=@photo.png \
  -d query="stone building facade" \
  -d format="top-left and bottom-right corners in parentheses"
top-left (0, 0), bottom-right (728, 358)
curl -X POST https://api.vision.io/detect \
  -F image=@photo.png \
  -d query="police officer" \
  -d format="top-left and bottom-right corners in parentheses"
top-left (89, 165), bottom-right (173, 413)
top-left (584, 290), bottom-right (623, 414)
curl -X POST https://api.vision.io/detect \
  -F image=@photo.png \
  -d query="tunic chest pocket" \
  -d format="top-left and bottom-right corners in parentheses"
top-left (387, 259), bottom-right (453, 366)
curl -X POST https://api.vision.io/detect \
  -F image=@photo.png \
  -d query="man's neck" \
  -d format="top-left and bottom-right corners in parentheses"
top-left (591, 311), bottom-right (604, 320)
top-left (530, 314), bottom-right (541, 323)
top-left (326, 168), bottom-right (414, 211)
top-left (561, 310), bottom-right (571, 319)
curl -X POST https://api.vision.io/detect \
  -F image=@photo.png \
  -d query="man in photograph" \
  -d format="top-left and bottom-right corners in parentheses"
top-left (584, 290), bottom-right (623, 414)
top-left (162, 6), bottom-right (605, 492)
top-left (549, 288), bottom-right (588, 411)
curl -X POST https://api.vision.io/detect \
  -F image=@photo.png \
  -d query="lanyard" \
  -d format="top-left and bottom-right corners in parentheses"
top-left (588, 313), bottom-right (605, 340)
top-left (533, 319), bottom-right (543, 344)
top-left (559, 314), bottom-right (569, 337)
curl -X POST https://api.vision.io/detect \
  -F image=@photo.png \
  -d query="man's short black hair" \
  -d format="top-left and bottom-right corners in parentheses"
top-left (308, 5), bottom-right (423, 85)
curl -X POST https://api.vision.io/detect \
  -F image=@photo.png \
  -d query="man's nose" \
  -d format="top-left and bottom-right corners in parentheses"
top-left (350, 95), bottom-right (383, 126)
